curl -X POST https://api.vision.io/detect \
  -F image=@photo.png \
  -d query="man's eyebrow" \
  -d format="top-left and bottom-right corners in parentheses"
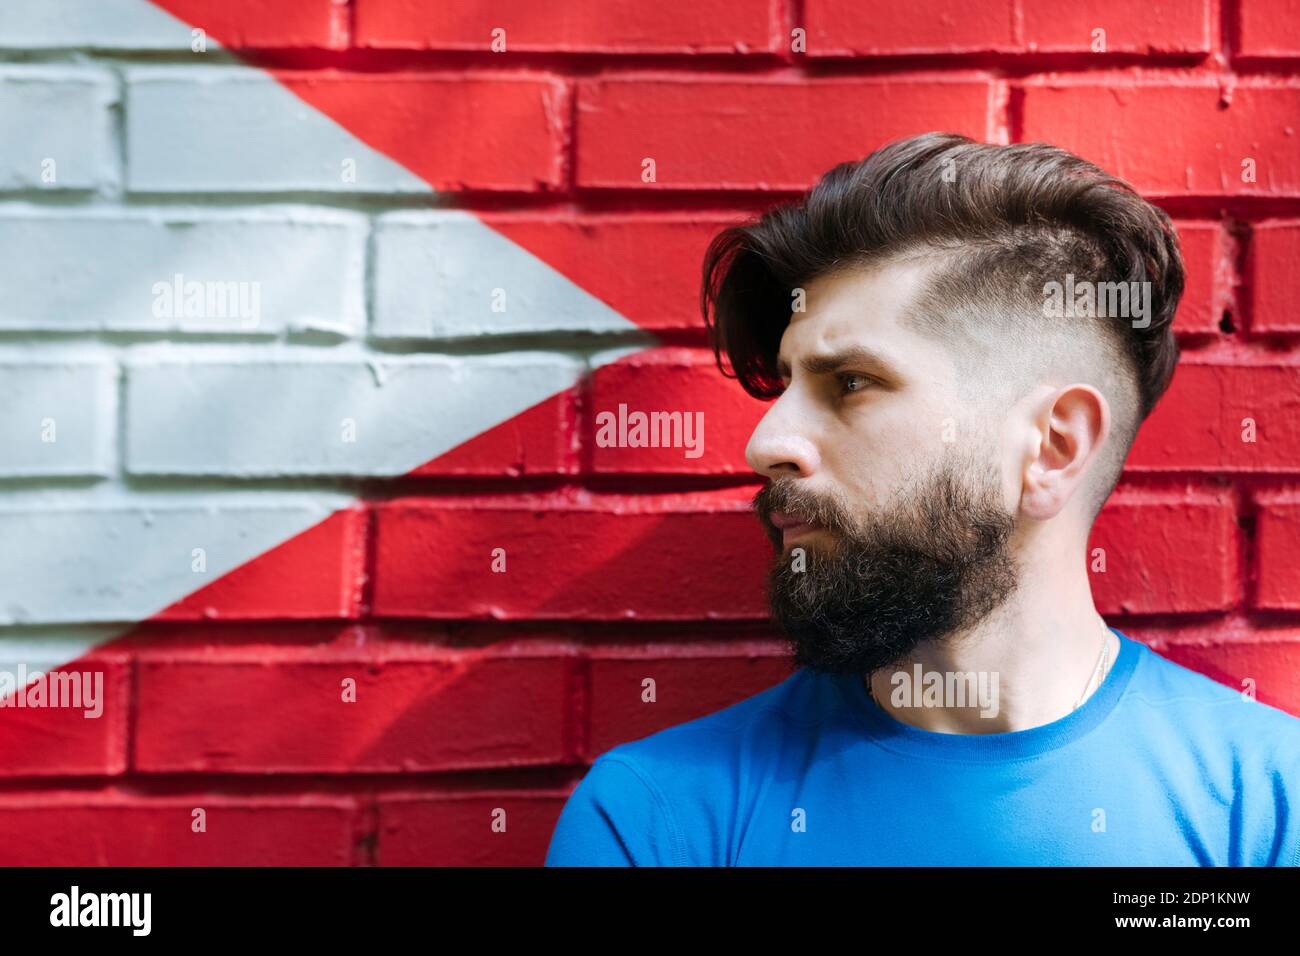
top-left (776, 346), bottom-right (901, 379)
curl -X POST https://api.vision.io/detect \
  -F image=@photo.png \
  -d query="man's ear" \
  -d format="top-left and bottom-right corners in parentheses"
top-left (1018, 383), bottom-right (1109, 522)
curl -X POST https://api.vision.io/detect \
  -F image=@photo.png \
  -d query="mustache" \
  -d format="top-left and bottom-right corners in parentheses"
top-left (753, 479), bottom-right (857, 539)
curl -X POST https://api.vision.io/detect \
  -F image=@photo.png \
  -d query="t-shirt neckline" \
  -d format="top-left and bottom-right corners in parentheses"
top-left (833, 627), bottom-right (1142, 761)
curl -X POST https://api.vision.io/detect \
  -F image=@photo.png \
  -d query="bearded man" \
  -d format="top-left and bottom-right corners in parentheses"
top-left (545, 132), bottom-right (1300, 867)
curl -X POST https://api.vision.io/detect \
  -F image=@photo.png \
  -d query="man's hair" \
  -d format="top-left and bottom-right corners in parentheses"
top-left (700, 131), bottom-right (1184, 524)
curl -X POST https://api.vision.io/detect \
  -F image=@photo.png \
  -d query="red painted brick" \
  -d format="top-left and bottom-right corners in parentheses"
top-left (1021, 0), bottom-right (1211, 54)
top-left (355, 0), bottom-right (779, 53)
top-left (805, 0), bottom-right (1209, 56)
top-left (576, 76), bottom-right (995, 190)
top-left (1237, 0), bottom-right (1300, 57)
top-left (1254, 493), bottom-right (1300, 611)
top-left (588, 347), bottom-right (768, 475)
top-left (156, 509), bottom-right (366, 621)
top-left (0, 795), bottom-right (357, 865)
top-left (1247, 220), bottom-right (1300, 335)
top-left (377, 793), bottom-right (565, 866)
top-left (134, 643), bottom-right (573, 772)
top-left (372, 488), bottom-right (771, 620)
top-left (1021, 79), bottom-right (1300, 197)
top-left (1128, 359), bottom-right (1300, 472)
top-left (277, 73), bottom-right (569, 193)
top-left (152, 0), bottom-right (344, 48)
top-left (1173, 221), bottom-right (1228, 335)
top-left (1087, 491), bottom-right (1239, 614)
top-left (0, 654), bottom-right (129, 777)
top-left (588, 643), bottom-right (793, 755)
top-left (805, 0), bottom-right (1018, 55)
top-left (1157, 639), bottom-right (1300, 716)
top-left (485, 212), bottom-right (747, 332)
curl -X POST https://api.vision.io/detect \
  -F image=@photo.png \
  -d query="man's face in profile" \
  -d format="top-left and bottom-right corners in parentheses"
top-left (747, 261), bottom-right (1024, 676)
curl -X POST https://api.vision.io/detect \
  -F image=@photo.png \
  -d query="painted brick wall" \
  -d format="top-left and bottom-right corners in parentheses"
top-left (0, 0), bottom-right (1297, 866)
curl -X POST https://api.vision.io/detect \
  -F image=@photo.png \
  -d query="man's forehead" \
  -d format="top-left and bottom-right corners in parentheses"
top-left (778, 259), bottom-right (939, 367)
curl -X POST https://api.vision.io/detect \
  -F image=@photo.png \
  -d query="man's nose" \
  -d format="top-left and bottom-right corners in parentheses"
top-left (745, 395), bottom-right (820, 479)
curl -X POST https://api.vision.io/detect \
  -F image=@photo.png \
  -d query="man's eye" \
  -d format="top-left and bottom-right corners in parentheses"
top-left (838, 373), bottom-right (871, 394)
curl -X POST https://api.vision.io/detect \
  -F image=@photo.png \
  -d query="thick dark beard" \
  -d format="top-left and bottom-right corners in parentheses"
top-left (755, 452), bottom-right (1022, 678)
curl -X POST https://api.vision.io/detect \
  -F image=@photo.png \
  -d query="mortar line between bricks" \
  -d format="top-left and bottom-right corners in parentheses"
top-left (14, 22), bottom-right (1300, 78)
top-left (1235, 483), bottom-right (1259, 610)
top-left (0, 326), bottom-right (1294, 356)
top-left (2, 470), bottom-right (1300, 501)
top-left (1222, 219), bottom-right (1242, 338)
top-left (359, 503), bottom-right (378, 620)
top-left (341, 0), bottom-right (356, 51)
top-left (562, 61), bottom-right (577, 193)
top-left (7, 177), bottom-right (1300, 213)
top-left (104, 62), bottom-right (126, 201)
top-left (9, 49), bottom-right (1286, 79)
top-left (573, 653), bottom-right (591, 765)
top-left (60, 611), bottom-right (1300, 644)
top-left (0, 48), bottom-right (1223, 71)
top-left (1224, 217), bottom-right (1250, 336)
top-left (362, 211), bottom-right (378, 338)
top-left (110, 352), bottom-right (126, 484)
top-left (360, 791), bottom-right (379, 866)
top-left (7, 192), bottom-right (1300, 219)
top-left (124, 654), bottom-right (139, 776)
top-left (1006, 83), bottom-right (1025, 144)
top-left (0, 767), bottom-right (607, 795)
top-left (1219, 0), bottom-right (1236, 63)
top-left (1229, 481), bottom-right (1248, 614)
top-left (574, 351), bottom-right (593, 477)
top-left (783, 0), bottom-right (802, 63)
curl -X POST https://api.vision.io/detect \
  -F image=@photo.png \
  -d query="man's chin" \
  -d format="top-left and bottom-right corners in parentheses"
top-left (782, 626), bottom-right (914, 678)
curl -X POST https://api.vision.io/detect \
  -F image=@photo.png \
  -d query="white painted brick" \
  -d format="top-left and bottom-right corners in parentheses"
top-left (0, 0), bottom-right (194, 50)
top-left (0, 496), bottom-right (349, 624)
top-left (125, 352), bottom-right (582, 476)
top-left (0, 361), bottom-right (115, 477)
top-left (0, 207), bottom-right (366, 335)
top-left (372, 211), bottom-right (638, 339)
top-left (0, 67), bottom-right (117, 191)
top-left (125, 67), bottom-right (431, 193)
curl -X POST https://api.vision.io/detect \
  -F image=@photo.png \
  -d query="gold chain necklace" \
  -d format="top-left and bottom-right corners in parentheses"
top-left (1071, 619), bottom-right (1113, 712)
top-left (865, 619), bottom-right (1114, 712)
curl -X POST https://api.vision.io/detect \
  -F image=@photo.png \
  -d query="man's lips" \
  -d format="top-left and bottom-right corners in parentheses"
top-left (767, 510), bottom-right (823, 542)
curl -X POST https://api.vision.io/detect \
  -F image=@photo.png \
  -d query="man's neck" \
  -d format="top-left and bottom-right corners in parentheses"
top-left (865, 592), bottom-right (1118, 735)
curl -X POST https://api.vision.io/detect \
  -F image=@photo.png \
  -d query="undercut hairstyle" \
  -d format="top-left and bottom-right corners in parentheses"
top-left (700, 131), bottom-right (1185, 524)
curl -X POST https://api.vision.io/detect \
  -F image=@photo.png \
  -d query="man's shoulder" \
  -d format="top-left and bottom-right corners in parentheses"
top-left (1126, 637), bottom-right (1300, 762)
top-left (548, 666), bottom-right (840, 865)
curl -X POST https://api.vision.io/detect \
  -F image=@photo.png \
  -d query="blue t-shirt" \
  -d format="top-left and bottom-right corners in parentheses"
top-left (545, 629), bottom-right (1300, 866)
